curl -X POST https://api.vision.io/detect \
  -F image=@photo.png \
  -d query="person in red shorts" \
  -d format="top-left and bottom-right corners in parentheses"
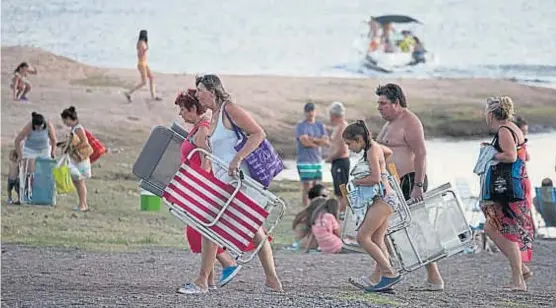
top-left (174, 89), bottom-right (242, 293)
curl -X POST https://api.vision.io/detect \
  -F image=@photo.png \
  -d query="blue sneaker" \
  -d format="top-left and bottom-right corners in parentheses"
top-left (218, 265), bottom-right (242, 287)
top-left (365, 275), bottom-right (402, 292)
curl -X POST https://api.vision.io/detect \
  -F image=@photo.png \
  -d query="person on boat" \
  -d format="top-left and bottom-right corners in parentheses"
top-left (398, 31), bottom-right (415, 53)
top-left (409, 35), bottom-right (426, 65)
top-left (382, 23), bottom-right (395, 53)
top-left (366, 18), bottom-right (381, 52)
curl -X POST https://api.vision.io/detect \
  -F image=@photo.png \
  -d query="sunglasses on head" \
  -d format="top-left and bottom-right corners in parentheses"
top-left (195, 74), bottom-right (219, 88)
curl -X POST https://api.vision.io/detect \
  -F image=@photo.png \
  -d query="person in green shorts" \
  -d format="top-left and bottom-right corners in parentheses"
top-left (295, 103), bottom-right (329, 207)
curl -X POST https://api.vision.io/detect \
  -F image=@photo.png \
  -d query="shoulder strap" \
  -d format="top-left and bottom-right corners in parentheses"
top-left (222, 103), bottom-right (245, 141)
top-left (491, 125), bottom-right (518, 147)
top-left (495, 125), bottom-right (521, 149)
top-left (498, 125), bottom-right (518, 144)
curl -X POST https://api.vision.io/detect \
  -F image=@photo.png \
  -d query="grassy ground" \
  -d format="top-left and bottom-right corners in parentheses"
top-left (0, 145), bottom-right (307, 252)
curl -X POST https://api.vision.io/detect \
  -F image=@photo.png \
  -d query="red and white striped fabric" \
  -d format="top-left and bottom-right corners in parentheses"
top-left (162, 162), bottom-right (269, 252)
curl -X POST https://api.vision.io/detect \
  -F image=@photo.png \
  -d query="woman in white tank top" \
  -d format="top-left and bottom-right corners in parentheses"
top-left (183, 74), bottom-right (283, 293)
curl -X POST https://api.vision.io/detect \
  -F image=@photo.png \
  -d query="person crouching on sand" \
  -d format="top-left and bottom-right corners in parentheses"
top-left (342, 120), bottom-right (402, 292)
top-left (11, 62), bottom-right (37, 102)
top-left (124, 29), bottom-right (162, 103)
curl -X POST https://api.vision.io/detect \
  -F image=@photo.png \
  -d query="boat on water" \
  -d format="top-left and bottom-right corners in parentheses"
top-left (356, 14), bottom-right (436, 73)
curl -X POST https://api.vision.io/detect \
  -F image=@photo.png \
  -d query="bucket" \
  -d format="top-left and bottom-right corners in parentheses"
top-left (140, 190), bottom-right (161, 211)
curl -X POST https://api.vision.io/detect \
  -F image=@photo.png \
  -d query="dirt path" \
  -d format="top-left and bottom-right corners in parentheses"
top-left (2, 242), bottom-right (555, 308)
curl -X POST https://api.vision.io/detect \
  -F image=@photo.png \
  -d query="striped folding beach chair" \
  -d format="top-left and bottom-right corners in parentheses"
top-left (162, 148), bottom-right (286, 264)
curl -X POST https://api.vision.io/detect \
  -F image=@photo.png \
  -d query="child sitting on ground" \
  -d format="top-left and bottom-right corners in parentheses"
top-left (290, 184), bottom-right (329, 251)
top-left (310, 198), bottom-right (344, 254)
top-left (7, 150), bottom-right (20, 204)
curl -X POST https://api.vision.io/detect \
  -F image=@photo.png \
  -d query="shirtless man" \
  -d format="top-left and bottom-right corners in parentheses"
top-left (375, 83), bottom-right (445, 291)
top-left (325, 102), bottom-right (350, 216)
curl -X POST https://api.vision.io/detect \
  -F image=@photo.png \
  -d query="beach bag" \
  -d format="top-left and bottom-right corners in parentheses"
top-left (85, 129), bottom-right (106, 164)
top-left (483, 160), bottom-right (525, 203)
top-left (64, 133), bottom-right (93, 162)
top-left (53, 155), bottom-right (75, 194)
top-left (223, 107), bottom-right (284, 188)
top-left (482, 127), bottom-right (525, 203)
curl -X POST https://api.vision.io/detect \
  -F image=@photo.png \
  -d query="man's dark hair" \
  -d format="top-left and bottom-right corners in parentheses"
top-left (376, 83), bottom-right (407, 108)
top-left (541, 178), bottom-right (553, 187)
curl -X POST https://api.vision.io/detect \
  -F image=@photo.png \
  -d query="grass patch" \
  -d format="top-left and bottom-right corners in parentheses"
top-left (70, 74), bottom-right (133, 89)
top-left (0, 144), bottom-right (308, 252)
top-left (337, 291), bottom-right (403, 306)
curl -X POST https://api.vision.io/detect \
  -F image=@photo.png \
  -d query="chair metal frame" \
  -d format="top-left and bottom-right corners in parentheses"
top-left (534, 187), bottom-right (556, 239)
top-left (339, 175), bottom-right (473, 274)
top-left (164, 148), bottom-right (286, 264)
top-left (133, 124), bottom-right (286, 264)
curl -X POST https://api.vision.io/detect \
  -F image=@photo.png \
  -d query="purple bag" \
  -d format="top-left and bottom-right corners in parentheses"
top-left (223, 108), bottom-right (284, 187)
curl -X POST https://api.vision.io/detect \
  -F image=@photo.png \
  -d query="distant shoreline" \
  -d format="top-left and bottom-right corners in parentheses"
top-left (2, 46), bottom-right (556, 159)
top-left (3, 44), bottom-right (556, 91)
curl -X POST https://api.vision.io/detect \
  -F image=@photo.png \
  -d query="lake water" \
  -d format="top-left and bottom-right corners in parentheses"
top-left (277, 132), bottom-right (556, 197)
top-left (2, 0), bottom-right (555, 87)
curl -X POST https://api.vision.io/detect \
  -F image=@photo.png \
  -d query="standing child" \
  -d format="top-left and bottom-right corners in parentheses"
top-left (310, 198), bottom-right (343, 254)
top-left (342, 120), bottom-right (402, 292)
top-left (7, 150), bottom-right (20, 204)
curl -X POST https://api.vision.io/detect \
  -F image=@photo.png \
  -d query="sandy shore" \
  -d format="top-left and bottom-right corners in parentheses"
top-left (2, 243), bottom-right (556, 308)
top-left (2, 46), bottom-right (556, 159)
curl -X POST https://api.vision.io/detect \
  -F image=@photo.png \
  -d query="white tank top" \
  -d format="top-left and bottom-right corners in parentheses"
top-left (209, 103), bottom-right (249, 181)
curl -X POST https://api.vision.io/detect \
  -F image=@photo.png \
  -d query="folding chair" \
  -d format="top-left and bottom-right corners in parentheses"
top-left (534, 187), bottom-right (556, 239)
top-left (339, 167), bottom-right (412, 253)
top-left (454, 178), bottom-right (488, 253)
top-left (164, 148), bottom-right (286, 263)
top-left (19, 158), bottom-right (33, 204)
top-left (18, 157), bottom-right (57, 206)
top-left (132, 123), bottom-right (286, 264)
top-left (132, 122), bottom-right (188, 196)
top-left (386, 183), bottom-right (473, 273)
top-left (339, 172), bottom-right (472, 274)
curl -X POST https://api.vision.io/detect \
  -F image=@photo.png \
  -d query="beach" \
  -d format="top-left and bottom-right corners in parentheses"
top-left (3, 1), bottom-right (556, 306)
top-left (2, 46), bottom-right (556, 308)
top-left (2, 46), bottom-right (556, 160)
